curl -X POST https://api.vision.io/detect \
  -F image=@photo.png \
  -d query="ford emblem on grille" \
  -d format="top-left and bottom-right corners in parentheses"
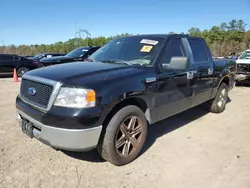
top-left (28, 87), bottom-right (36, 96)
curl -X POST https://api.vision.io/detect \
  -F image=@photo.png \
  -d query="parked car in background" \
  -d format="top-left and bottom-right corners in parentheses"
top-left (29, 52), bottom-right (66, 61)
top-left (22, 55), bottom-right (34, 58)
top-left (16, 34), bottom-right (236, 166)
top-left (39, 46), bottom-right (100, 66)
top-left (236, 49), bottom-right (250, 75)
top-left (0, 54), bottom-right (42, 77)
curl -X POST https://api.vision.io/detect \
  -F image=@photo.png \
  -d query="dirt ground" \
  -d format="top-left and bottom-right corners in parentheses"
top-left (0, 78), bottom-right (250, 188)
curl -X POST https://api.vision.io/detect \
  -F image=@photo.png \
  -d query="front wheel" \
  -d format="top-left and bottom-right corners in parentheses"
top-left (97, 105), bottom-right (148, 166)
top-left (17, 67), bottom-right (30, 77)
top-left (209, 83), bottom-right (229, 113)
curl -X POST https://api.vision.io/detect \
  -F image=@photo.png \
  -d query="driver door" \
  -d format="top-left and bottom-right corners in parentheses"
top-left (154, 38), bottom-right (193, 121)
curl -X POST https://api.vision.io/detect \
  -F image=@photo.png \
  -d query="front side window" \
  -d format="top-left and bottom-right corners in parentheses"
top-left (33, 54), bottom-right (44, 59)
top-left (159, 38), bottom-right (185, 64)
top-left (188, 39), bottom-right (209, 63)
top-left (90, 36), bottom-right (164, 66)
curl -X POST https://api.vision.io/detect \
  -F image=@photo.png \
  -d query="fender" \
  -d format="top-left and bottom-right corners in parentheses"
top-left (97, 76), bottom-right (155, 125)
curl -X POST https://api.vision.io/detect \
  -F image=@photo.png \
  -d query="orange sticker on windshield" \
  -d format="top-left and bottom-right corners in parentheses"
top-left (140, 45), bottom-right (153, 52)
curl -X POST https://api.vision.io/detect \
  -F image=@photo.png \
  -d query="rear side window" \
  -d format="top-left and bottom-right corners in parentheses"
top-left (188, 39), bottom-right (208, 63)
top-left (1, 55), bottom-right (13, 62)
top-left (159, 38), bottom-right (185, 64)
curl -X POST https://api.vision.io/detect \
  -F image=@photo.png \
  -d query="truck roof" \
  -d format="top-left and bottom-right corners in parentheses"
top-left (121, 34), bottom-right (203, 40)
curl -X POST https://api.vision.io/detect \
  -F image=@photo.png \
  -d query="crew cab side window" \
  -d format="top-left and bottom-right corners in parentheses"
top-left (1, 55), bottom-right (13, 62)
top-left (188, 39), bottom-right (208, 63)
top-left (159, 38), bottom-right (185, 64)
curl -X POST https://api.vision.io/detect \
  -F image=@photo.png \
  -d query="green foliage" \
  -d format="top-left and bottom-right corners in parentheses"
top-left (0, 33), bottom-right (131, 55)
top-left (0, 20), bottom-right (249, 57)
top-left (188, 19), bottom-right (249, 56)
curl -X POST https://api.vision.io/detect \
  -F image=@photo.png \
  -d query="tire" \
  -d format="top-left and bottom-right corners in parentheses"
top-left (97, 105), bottom-right (148, 166)
top-left (209, 83), bottom-right (229, 113)
top-left (17, 67), bottom-right (30, 77)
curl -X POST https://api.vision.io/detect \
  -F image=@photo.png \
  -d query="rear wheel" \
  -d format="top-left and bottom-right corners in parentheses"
top-left (97, 105), bottom-right (148, 166)
top-left (209, 83), bottom-right (228, 113)
top-left (17, 67), bottom-right (30, 77)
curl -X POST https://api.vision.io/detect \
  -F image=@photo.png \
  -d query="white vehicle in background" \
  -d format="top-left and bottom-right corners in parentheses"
top-left (237, 49), bottom-right (250, 63)
top-left (236, 49), bottom-right (250, 83)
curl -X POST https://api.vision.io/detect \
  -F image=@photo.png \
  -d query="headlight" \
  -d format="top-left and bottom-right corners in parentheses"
top-left (54, 87), bottom-right (96, 108)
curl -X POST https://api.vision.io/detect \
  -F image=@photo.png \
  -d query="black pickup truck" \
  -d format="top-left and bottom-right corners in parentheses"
top-left (16, 34), bottom-right (236, 166)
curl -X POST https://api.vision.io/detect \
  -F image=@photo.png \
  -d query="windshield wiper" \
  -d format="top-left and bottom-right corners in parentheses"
top-left (101, 59), bottom-right (132, 65)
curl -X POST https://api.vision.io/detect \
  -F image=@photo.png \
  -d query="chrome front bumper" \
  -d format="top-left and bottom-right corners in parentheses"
top-left (17, 109), bottom-right (103, 152)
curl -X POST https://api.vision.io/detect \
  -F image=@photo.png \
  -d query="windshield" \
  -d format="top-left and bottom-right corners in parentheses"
top-left (66, 47), bottom-right (88, 57)
top-left (239, 51), bottom-right (250, 59)
top-left (89, 36), bottom-right (164, 66)
top-left (33, 53), bottom-right (44, 59)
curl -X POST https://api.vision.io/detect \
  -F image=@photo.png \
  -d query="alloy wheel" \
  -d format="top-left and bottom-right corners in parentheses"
top-left (115, 116), bottom-right (143, 156)
top-left (217, 88), bottom-right (227, 107)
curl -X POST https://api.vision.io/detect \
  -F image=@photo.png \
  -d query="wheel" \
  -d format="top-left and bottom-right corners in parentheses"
top-left (97, 105), bottom-right (148, 166)
top-left (209, 83), bottom-right (229, 113)
top-left (17, 67), bottom-right (30, 77)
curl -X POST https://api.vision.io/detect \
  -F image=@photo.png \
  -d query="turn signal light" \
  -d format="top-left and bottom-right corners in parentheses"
top-left (86, 90), bottom-right (96, 103)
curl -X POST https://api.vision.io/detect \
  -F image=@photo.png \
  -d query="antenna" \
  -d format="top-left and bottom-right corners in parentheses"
top-left (75, 29), bottom-right (91, 46)
top-left (0, 40), bottom-right (4, 46)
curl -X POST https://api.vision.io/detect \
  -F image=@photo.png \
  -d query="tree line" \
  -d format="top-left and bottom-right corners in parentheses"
top-left (0, 20), bottom-right (249, 57)
top-left (187, 20), bottom-right (250, 56)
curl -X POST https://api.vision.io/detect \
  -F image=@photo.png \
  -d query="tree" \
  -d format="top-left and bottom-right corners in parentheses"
top-left (237, 19), bottom-right (247, 32)
top-left (188, 27), bottom-right (201, 36)
top-left (220, 22), bottom-right (227, 31)
top-left (228, 20), bottom-right (237, 30)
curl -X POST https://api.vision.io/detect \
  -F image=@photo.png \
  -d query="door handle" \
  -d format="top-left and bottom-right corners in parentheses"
top-left (186, 70), bottom-right (197, 80)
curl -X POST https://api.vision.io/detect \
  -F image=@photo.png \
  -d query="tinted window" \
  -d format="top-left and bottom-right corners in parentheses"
top-left (188, 39), bottom-right (208, 62)
top-left (159, 38), bottom-right (184, 64)
top-left (1, 55), bottom-right (13, 62)
top-left (66, 47), bottom-right (88, 57)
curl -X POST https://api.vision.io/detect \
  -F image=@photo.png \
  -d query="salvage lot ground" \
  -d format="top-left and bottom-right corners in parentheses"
top-left (0, 78), bottom-right (250, 188)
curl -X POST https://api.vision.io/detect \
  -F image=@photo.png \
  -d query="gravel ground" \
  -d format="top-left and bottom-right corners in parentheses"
top-left (0, 78), bottom-right (250, 188)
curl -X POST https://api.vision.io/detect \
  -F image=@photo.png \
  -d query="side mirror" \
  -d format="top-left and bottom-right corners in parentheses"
top-left (161, 57), bottom-right (189, 71)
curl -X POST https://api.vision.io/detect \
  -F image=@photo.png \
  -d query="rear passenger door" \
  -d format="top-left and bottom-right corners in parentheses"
top-left (188, 39), bottom-right (214, 106)
top-left (0, 54), bottom-right (15, 73)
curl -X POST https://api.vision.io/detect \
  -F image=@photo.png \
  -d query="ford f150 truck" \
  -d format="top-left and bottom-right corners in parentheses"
top-left (16, 34), bottom-right (236, 166)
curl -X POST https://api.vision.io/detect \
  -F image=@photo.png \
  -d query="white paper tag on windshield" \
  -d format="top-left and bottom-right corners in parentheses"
top-left (82, 49), bottom-right (88, 51)
top-left (140, 39), bottom-right (158, 45)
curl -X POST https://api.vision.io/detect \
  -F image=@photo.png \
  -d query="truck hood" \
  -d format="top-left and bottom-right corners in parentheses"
top-left (25, 62), bottom-right (154, 86)
top-left (236, 59), bottom-right (250, 64)
top-left (40, 56), bottom-right (73, 63)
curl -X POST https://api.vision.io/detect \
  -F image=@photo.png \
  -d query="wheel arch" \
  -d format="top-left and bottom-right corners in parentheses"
top-left (218, 75), bottom-right (230, 88)
top-left (102, 97), bottom-right (150, 128)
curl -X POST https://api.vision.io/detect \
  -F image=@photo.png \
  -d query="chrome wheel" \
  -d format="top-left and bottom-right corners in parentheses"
top-left (115, 116), bottom-right (143, 156)
top-left (217, 88), bottom-right (227, 107)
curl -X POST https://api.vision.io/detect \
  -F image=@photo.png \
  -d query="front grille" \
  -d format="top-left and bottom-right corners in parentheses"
top-left (237, 64), bottom-right (250, 74)
top-left (20, 79), bottom-right (54, 109)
